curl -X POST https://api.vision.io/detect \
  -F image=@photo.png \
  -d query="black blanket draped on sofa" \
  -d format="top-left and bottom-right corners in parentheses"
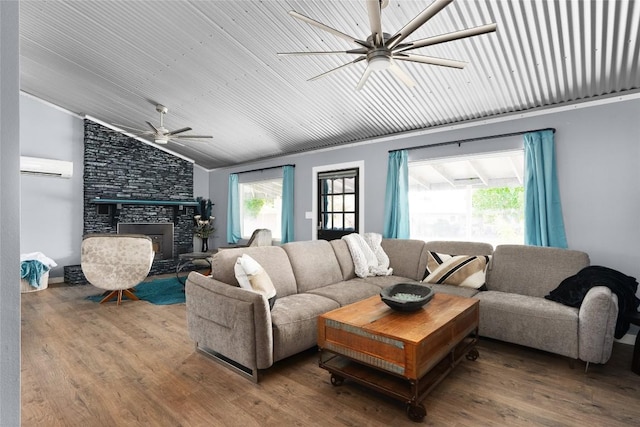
top-left (545, 265), bottom-right (640, 339)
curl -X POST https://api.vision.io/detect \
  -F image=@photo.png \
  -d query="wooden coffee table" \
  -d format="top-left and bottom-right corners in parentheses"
top-left (317, 292), bottom-right (479, 422)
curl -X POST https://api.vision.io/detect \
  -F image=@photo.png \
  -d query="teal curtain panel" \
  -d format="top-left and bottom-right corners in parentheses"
top-left (524, 130), bottom-right (568, 248)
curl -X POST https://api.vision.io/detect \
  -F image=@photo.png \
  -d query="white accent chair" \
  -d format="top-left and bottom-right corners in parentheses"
top-left (81, 234), bottom-right (155, 305)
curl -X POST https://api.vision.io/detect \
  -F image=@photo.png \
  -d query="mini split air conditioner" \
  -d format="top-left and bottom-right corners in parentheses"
top-left (20, 156), bottom-right (73, 178)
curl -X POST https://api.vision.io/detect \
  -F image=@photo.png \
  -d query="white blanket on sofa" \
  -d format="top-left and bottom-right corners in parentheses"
top-left (342, 233), bottom-right (393, 278)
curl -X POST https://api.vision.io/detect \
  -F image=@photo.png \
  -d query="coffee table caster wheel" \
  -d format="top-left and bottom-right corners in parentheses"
top-left (466, 348), bottom-right (479, 361)
top-left (406, 403), bottom-right (426, 422)
top-left (330, 374), bottom-right (344, 386)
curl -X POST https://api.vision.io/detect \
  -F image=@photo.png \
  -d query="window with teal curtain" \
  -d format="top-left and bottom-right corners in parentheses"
top-left (524, 130), bottom-right (567, 248)
top-left (383, 150), bottom-right (410, 238)
top-left (226, 173), bottom-right (242, 244)
top-left (281, 165), bottom-right (295, 243)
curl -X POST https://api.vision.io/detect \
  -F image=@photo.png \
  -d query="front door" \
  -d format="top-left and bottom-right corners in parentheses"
top-left (317, 168), bottom-right (359, 241)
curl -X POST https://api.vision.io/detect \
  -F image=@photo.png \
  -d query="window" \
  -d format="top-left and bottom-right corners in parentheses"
top-left (239, 178), bottom-right (282, 240)
top-left (408, 150), bottom-right (524, 247)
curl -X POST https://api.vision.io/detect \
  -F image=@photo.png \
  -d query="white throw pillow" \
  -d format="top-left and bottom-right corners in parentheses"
top-left (234, 254), bottom-right (277, 308)
top-left (234, 258), bottom-right (252, 290)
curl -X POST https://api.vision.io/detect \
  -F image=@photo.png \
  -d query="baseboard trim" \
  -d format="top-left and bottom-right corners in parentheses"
top-left (48, 276), bottom-right (65, 284)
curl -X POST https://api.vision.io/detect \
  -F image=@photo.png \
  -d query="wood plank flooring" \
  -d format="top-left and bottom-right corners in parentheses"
top-left (21, 282), bottom-right (640, 426)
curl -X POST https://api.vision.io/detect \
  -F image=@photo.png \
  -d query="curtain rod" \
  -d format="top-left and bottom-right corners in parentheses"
top-left (388, 127), bottom-right (556, 153)
top-left (235, 164), bottom-right (295, 175)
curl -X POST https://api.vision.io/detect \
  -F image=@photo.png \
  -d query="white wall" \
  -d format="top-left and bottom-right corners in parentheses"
top-left (193, 164), bottom-right (210, 198)
top-left (19, 95), bottom-right (85, 278)
top-left (1, 1), bottom-right (22, 424)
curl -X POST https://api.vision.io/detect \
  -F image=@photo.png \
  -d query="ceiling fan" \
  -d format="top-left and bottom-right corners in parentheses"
top-left (116, 104), bottom-right (213, 146)
top-left (278, 0), bottom-right (497, 90)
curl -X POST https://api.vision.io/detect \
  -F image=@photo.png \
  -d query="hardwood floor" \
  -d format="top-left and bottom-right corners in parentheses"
top-left (22, 283), bottom-right (640, 427)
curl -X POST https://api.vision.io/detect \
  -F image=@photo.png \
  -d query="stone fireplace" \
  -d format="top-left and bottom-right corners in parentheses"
top-left (75, 119), bottom-right (198, 279)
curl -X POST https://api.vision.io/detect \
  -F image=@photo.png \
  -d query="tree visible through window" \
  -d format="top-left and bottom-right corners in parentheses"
top-left (408, 151), bottom-right (524, 247)
top-left (239, 178), bottom-right (282, 240)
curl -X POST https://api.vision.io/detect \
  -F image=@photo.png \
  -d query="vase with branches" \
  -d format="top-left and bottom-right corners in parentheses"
top-left (194, 197), bottom-right (215, 252)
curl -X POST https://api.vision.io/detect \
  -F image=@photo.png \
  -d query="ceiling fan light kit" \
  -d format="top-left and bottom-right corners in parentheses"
top-left (279, 0), bottom-right (497, 91)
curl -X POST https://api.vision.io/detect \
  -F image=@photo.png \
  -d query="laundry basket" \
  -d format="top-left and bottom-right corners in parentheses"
top-left (20, 252), bottom-right (56, 294)
top-left (20, 271), bottom-right (49, 293)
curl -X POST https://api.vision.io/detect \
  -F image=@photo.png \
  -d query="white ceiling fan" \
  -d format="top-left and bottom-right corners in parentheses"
top-left (116, 104), bottom-right (213, 146)
top-left (278, 0), bottom-right (497, 90)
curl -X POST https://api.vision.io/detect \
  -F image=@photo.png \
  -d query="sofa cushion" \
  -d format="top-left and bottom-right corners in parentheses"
top-left (234, 254), bottom-right (277, 309)
top-left (425, 241), bottom-right (493, 256)
top-left (212, 246), bottom-right (298, 298)
top-left (362, 275), bottom-right (419, 289)
top-left (330, 239), bottom-right (356, 280)
top-left (475, 291), bottom-right (579, 358)
top-left (423, 252), bottom-right (490, 289)
top-left (270, 293), bottom-right (340, 362)
top-left (282, 240), bottom-right (344, 293)
top-left (428, 283), bottom-right (480, 298)
top-left (380, 239), bottom-right (428, 281)
top-left (307, 280), bottom-right (382, 306)
top-left (486, 245), bottom-right (590, 298)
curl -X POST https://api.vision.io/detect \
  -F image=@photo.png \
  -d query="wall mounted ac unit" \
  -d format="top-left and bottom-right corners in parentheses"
top-left (20, 156), bottom-right (73, 178)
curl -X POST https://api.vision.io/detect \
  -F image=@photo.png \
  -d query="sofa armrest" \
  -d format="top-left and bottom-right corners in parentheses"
top-left (578, 286), bottom-right (618, 364)
top-left (185, 272), bottom-right (274, 371)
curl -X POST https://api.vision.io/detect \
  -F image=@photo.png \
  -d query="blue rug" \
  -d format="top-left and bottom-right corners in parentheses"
top-left (87, 277), bottom-right (185, 305)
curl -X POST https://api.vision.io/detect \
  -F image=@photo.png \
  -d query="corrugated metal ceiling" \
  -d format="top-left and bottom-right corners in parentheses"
top-left (19, 1), bottom-right (640, 169)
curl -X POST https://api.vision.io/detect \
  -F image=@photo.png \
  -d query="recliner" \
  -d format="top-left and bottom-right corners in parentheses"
top-left (219, 229), bottom-right (272, 249)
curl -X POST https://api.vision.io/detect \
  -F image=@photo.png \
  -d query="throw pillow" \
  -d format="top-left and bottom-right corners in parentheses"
top-left (422, 252), bottom-right (491, 290)
top-left (234, 254), bottom-right (277, 309)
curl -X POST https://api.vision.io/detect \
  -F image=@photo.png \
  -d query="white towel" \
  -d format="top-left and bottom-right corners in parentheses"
top-left (342, 233), bottom-right (393, 278)
top-left (20, 252), bottom-right (57, 268)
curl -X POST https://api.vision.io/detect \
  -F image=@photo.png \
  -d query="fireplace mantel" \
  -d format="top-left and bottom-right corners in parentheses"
top-left (90, 198), bottom-right (199, 207)
top-left (90, 198), bottom-right (199, 225)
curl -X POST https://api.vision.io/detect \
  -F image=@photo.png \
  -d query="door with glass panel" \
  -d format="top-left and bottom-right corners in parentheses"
top-left (317, 168), bottom-right (359, 241)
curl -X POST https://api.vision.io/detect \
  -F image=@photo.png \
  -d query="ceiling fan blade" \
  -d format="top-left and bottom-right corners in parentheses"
top-left (146, 121), bottom-right (159, 133)
top-left (389, 62), bottom-right (416, 88)
top-left (366, 0), bottom-right (383, 46)
top-left (167, 127), bottom-right (192, 136)
top-left (173, 135), bottom-right (213, 139)
top-left (277, 49), bottom-right (368, 56)
top-left (393, 53), bottom-right (466, 69)
top-left (387, 0), bottom-right (453, 50)
top-left (308, 56), bottom-right (366, 81)
top-left (288, 11), bottom-right (371, 48)
top-left (355, 66), bottom-right (374, 91)
top-left (396, 23), bottom-right (497, 52)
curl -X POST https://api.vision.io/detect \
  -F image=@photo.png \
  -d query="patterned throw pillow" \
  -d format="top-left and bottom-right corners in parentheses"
top-left (422, 252), bottom-right (491, 289)
top-left (234, 254), bottom-right (277, 309)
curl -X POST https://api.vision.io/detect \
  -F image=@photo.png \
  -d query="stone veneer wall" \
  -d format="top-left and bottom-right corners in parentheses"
top-left (79, 119), bottom-right (196, 280)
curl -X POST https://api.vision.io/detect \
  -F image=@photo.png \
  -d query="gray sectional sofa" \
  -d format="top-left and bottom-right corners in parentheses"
top-left (185, 239), bottom-right (618, 382)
